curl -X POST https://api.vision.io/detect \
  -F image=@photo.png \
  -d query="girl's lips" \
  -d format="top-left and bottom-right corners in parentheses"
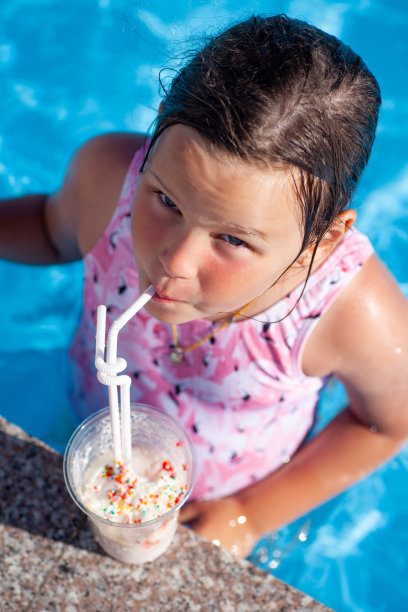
top-left (152, 290), bottom-right (184, 303)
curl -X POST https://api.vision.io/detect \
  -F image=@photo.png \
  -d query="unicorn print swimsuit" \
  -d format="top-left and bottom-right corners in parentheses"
top-left (69, 143), bottom-right (374, 501)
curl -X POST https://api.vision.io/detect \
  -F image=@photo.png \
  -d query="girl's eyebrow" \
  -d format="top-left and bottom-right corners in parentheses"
top-left (225, 223), bottom-right (267, 240)
top-left (146, 168), bottom-right (179, 202)
top-left (146, 168), bottom-right (267, 240)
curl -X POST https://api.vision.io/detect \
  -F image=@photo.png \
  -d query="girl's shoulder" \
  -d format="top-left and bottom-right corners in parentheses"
top-left (54, 132), bottom-right (146, 256)
top-left (304, 253), bottom-right (408, 364)
top-left (303, 252), bottom-right (407, 377)
top-left (302, 251), bottom-right (408, 434)
top-left (303, 247), bottom-right (408, 414)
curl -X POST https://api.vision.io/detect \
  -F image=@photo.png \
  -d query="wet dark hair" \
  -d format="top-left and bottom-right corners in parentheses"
top-left (142, 13), bottom-right (381, 260)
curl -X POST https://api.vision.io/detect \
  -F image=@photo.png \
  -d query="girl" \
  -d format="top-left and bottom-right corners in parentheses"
top-left (1, 14), bottom-right (408, 558)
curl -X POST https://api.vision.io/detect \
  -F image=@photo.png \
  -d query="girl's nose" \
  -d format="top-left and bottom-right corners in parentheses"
top-left (159, 230), bottom-right (202, 279)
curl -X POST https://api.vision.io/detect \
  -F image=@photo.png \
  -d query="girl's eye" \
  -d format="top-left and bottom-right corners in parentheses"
top-left (219, 234), bottom-right (248, 248)
top-left (153, 190), bottom-right (248, 248)
top-left (156, 191), bottom-right (179, 212)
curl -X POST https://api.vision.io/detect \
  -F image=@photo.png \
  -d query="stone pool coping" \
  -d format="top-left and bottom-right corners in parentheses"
top-left (0, 415), bottom-right (332, 611)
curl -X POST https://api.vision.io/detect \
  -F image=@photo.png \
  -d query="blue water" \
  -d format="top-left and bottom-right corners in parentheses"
top-left (1, 1), bottom-right (408, 610)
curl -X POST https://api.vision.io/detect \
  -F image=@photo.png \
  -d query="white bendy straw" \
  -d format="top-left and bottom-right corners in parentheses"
top-left (95, 285), bottom-right (155, 463)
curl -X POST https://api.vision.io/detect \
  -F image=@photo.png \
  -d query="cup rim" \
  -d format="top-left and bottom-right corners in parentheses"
top-left (63, 403), bottom-right (195, 528)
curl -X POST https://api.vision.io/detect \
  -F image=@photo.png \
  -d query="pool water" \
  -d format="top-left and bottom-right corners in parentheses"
top-left (1, 1), bottom-right (408, 610)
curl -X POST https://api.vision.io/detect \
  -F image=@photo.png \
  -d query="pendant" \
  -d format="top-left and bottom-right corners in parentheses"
top-left (170, 347), bottom-right (184, 364)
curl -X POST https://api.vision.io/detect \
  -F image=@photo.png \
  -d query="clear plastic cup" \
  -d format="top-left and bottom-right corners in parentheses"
top-left (63, 404), bottom-right (195, 564)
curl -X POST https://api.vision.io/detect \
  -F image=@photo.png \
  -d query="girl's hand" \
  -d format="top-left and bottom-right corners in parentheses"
top-left (179, 496), bottom-right (258, 558)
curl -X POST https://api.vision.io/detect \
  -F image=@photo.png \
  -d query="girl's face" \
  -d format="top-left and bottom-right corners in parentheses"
top-left (131, 125), bottom-right (306, 324)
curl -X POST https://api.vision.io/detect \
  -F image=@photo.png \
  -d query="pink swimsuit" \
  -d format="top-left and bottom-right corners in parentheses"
top-left (69, 144), bottom-right (374, 501)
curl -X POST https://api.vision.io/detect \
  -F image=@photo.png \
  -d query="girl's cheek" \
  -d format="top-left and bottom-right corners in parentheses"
top-left (201, 253), bottom-right (262, 293)
top-left (131, 197), bottom-right (163, 252)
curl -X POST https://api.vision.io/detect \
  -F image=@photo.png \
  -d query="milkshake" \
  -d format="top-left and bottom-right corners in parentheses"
top-left (64, 404), bottom-right (194, 563)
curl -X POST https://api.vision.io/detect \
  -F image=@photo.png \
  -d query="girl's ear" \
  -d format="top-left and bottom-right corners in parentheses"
top-left (297, 208), bottom-right (357, 267)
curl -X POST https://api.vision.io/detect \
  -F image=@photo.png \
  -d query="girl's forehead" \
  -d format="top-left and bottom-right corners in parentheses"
top-left (149, 125), bottom-right (299, 208)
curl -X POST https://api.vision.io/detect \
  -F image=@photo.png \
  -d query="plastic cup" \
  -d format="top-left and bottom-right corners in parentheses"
top-left (63, 404), bottom-right (195, 564)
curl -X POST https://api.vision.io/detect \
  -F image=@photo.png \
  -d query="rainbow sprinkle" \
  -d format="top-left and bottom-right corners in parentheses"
top-left (84, 452), bottom-right (188, 524)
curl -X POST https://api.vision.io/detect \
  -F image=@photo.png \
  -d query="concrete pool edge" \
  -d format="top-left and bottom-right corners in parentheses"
top-left (0, 415), bottom-right (332, 611)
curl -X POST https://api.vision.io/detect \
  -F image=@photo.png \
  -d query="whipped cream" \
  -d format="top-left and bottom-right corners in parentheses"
top-left (82, 446), bottom-right (188, 524)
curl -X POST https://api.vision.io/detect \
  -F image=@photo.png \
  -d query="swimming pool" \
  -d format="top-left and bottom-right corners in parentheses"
top-left (1, 1), bottom-right (407, 610)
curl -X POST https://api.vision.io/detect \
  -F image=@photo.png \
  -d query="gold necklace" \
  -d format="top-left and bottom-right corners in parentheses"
top-left (169, 299), bottom-right (256, 364)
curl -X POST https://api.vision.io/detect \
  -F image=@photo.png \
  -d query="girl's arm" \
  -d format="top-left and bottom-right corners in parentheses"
top-left (180, 254), bottom-right (408, 556)
top-left (0, 193), bottom-right (67, 264)
top-left (0, 132), bottom-right (144, 264)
